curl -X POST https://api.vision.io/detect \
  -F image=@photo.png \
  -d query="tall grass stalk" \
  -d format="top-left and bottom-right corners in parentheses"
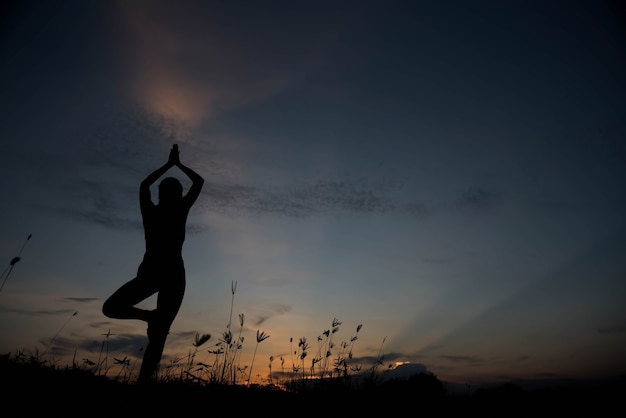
top-left (318, 317), bottom-right (341, 378)
top-left (268, 355), bottom-right (274, 385)
top-left (113, 356), bottom-right (133, 382)
top-left (96, 329), bottom-right (114, 376)
top-left (231, 313), bottom-right (245, 384)
top-left (183, 332), bottom-right (211, 381)
top-left (297, 337), bottom-right (309, 381)
top-left (335, 323), bottom-right (362, 378)
top-left (246, 329), bottom-right (269, 384)
top-left (41, 310), bottom-right (78, 357)
top-left (0, 233), bottom-right (32, 295)
top-left (218, 280), bottom-right (238, 383)
top-left (369, 335), bottom-right (387, 382)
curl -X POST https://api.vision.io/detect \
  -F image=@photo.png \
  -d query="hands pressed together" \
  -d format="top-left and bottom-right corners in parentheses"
top-left (168, 144), bottom-right (180, 166)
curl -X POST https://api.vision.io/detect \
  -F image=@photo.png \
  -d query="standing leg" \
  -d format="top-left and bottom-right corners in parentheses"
top-left (137, 270), bottom-right (185, 384)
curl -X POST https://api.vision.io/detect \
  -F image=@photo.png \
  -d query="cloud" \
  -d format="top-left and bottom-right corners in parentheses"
top-left (60, 103), bottom-right (416, 224)
top-left (249, 303), bottom-right (292, 327)
top-left (381, 363), bottom-right (433, 381)
top-left (74, 209), bottom-right (143, 232)
top-left (0, 306), bottom-right (76, 317)
top-left (79, 332), bottom-right (146, 356)
top-left (64, 297), bottom-right (99, 304)
top-left (287, 180), bottom-right (397, 214)
top-left (48, 105), bottom-right (515, 231)
top-left (441, 354), bottom-right (484, 365)
top-left (405, 203), bottom-right (431, 219)
top-left (112, 1), bottom-right (330, 126)
top-left (200, 178), bottom-right (402, 218)
top-left (456, 187), bottom-right (504, 210)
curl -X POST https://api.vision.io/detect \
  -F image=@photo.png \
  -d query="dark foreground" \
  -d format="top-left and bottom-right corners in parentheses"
top-left (2, 358), bottom-right (623, 415)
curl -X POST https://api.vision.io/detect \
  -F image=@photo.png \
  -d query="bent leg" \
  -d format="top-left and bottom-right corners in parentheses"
top-left (102, 275), bottom-right (157, 322)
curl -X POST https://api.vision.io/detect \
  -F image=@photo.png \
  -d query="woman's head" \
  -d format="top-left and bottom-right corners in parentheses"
top-left (158, 177), bottom-right (183, 204)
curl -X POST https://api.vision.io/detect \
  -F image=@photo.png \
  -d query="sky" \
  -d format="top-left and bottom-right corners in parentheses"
top-left (1, 0), bottom-right (625, 388)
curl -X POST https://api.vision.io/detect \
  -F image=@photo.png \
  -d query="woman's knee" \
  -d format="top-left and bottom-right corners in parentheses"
top-left (101, 298), bottom-right (117, 318)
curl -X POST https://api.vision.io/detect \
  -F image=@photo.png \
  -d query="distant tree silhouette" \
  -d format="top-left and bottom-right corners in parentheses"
top-left (474, 382), bottom-right (527, 401)
top-left (379, 372), bottom-right (447, 401)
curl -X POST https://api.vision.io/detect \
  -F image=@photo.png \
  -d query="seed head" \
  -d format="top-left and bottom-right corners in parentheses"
top-left (193, 332), bottom-right (211, 347)
top-left (256, 329), bottom-right (269, 343)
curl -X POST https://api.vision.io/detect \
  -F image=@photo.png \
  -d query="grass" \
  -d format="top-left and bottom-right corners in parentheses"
top-left (0, 348), bottom-right (445, 413)
top-left (2, 279), bottom-right (453, 411)
top-left (2, 253), bottom-right (624, 413)
top-left (75, 280), bottom-right (391, 388)
top-left (2, 350), bottom-right (622, 415)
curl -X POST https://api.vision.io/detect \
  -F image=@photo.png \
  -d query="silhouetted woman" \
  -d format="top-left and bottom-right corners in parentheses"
top-left (102, 144), bottom-right (204, 384)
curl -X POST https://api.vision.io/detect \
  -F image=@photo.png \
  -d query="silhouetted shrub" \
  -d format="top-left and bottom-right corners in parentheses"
top-left (377, 372), bottom-right (446, 401)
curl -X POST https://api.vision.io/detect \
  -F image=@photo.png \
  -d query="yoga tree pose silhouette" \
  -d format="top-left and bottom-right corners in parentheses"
top-left (102, 144), bottom-right (204, 383)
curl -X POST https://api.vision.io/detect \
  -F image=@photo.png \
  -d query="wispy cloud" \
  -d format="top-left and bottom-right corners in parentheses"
top-left (248, 303), bottom-right (292, 327)
top-left (457, 187), bottom-right (503, 209)
top-left (112, 1), bottom-right (330, 127)
top-left (0, 307), bottom-right (76, 317)
top-left (198, 178), bottom-right (402, 218)
top-left (46, 101), bottom-right (512, 230)
top-left (75, 332), bottom-right (146, 355)
top-left (441, 354), bottom-right (484, 365)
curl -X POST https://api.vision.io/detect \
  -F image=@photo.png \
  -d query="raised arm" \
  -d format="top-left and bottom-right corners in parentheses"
top-left (175, 152), bottom-right (204, 207)
top-left (139, 145), bottom-right (204, 209)
top-left (139, 148), bottom-right (176, 208)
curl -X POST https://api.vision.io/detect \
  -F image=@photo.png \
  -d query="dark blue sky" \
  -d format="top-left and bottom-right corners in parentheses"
top-left (1, 0), bottom-right (625, 386)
